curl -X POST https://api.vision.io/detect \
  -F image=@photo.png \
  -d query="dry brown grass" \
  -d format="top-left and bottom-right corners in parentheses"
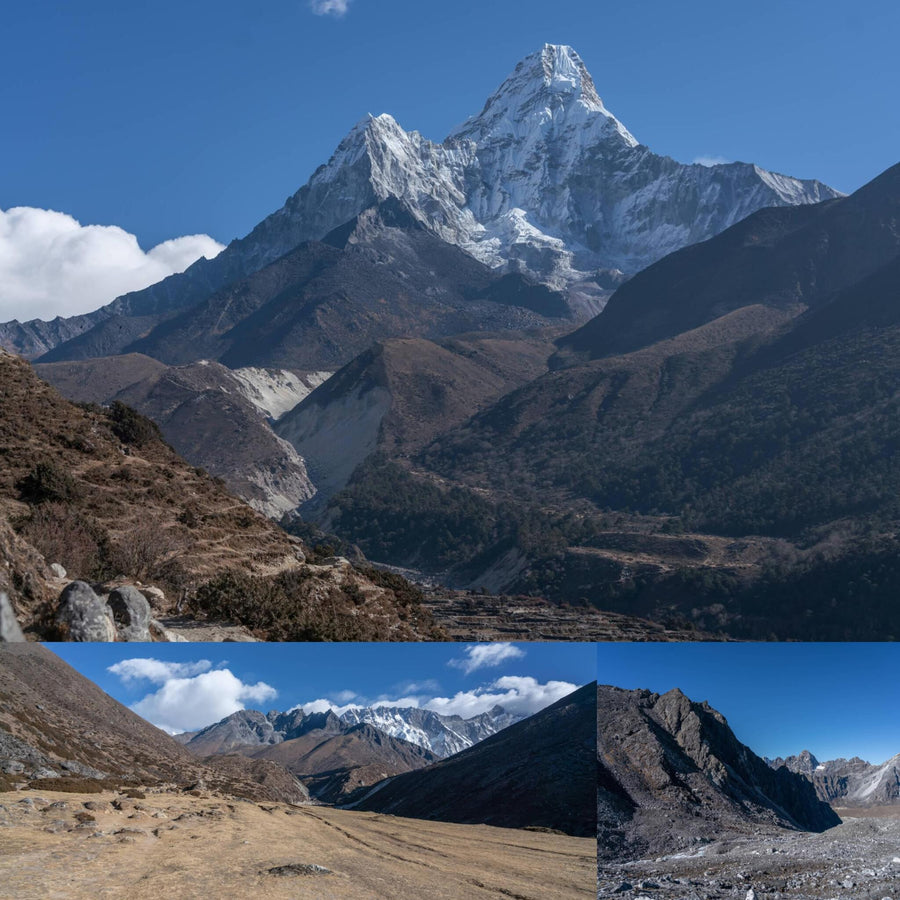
top-left (0, 789), bottom-right (596, 899)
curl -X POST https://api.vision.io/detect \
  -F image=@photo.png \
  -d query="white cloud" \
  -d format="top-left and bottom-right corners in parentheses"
top-left (424, 676), bottom-right (577, 719)
top-left (107, 658), bottom-right (213, 685)
top-left (0, 206), bottom-right (224, 323)
top-left (693, 155), bottom-right (731, 167)
top-left (332, 689), bottom-right (358, 704)
top-left (107, 660), bottom-right (276, 734)
top-left (309, 0), bottom-right (351, 16)
top-left (448, 643), bottom-right (525, 675)
top-left (294, 698), bottom-right (360, 717)
top-left (289, 674), bottom-right (575, 721)
top-left (396, 679), bottom-right (441, 694)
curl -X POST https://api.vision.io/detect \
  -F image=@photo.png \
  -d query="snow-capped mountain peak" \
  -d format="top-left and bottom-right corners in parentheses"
top-left (20, 44), bottom-right (841, 356)
top-left (449, 43), bottom-right (637, 150)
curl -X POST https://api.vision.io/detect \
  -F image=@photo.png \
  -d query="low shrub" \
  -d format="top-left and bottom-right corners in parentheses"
top-left (18, 462), bottom-right (80, 505)
top-left (192, 568), bottom-right (407, 641)
top-left (106, 401), bottom-right (163, 448)
top-left (27, 777), bottom-right (107, 794)
top-left (17, 503), bottom-right (109, 579)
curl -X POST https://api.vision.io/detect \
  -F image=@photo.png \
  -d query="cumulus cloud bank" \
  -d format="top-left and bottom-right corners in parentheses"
top-left (0, 206), bottom-right (224, 322)
top-left (448, 642), bottom-right (525, 675)
top-left (310, 0), bottom-right (351, 16)
top-left (425, 676), bottom-right (577, 719)
top-left (107, 658), bottom-right (213, 685)
top-left (107, 658), bottom-right (276, 734)
top-left (293, 676), bottom-right (576, 721)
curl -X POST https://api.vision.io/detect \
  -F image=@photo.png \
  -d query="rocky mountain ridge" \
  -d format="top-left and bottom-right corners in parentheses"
top-left (771, 750), bottom-right (900, 807)
top-left (177, 701), bottom-right (518, 760)
top-left (597, 684), bottom-right (840, 862)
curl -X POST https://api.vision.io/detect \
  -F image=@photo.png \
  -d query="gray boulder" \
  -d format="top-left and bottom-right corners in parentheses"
top-left (56, 581), bottom-right (116, 642)
top-left (108, 586), bottom-right (152, 641)
top-left (0, 593), bottom-right (25, 642)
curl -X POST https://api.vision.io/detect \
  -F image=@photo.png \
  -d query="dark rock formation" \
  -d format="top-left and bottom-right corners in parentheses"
top-left (773, 751), bottom-right (900, 807)
top-left (597, 685), bottom-right (840, 862)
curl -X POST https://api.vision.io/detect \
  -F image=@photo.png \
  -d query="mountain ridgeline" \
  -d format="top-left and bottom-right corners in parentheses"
top-left (321, 161), bottom-right (900, 639)
top-left (174, 702), bottom-right (520, 804)
top-left (355, 682), bottom-right (596, 836)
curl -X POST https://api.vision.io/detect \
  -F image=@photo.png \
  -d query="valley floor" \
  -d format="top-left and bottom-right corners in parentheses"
top-left (0, 789), bottom-right (595, 899)
top-left (599, 811), bottom-right (900, 900)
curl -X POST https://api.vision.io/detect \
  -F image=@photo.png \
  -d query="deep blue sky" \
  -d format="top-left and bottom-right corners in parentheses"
top-left (49, 641), bottom-right (594, 718)
top-left (2, 1), bottom-right (897, 248)
top-left (599, 643), bottom-right (900, 765)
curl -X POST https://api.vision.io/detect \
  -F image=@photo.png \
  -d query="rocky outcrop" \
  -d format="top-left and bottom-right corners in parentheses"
top-left (56, 581), bottom-right (118, 642)
top-left (597, 685), bottom-right (840, 861)
top-left (0, 593), bottom-right (24, 642)
top-left (107, 586), bottom-right (152, 641)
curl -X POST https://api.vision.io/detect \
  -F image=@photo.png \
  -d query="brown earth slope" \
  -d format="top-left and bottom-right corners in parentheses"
top-left (0, 645), bottom-right (308, 803)
top-left (0, 349), bottom-right (438, 640)
top-left (250, 723), bottom-right (439, 804)
top-left (34, 354), bottom-right (316, 519)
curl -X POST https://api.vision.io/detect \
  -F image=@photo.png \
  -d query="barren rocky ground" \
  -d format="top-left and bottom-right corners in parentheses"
top-left (599, 810), bottom-right (900, 900)
top-left (0, 788), bottom-right (595, 899)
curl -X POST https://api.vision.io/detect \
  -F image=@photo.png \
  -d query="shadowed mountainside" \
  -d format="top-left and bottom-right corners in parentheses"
top-left (317, 162), bottom-right (900, 639)
top-left (355, 683), bottom-right (596, 836)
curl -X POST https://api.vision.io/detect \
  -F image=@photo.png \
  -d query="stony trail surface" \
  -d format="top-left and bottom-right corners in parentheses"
top-left (599, 812), bottom-right (900, 900)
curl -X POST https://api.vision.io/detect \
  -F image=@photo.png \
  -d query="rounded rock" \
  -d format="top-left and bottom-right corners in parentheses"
top-left (56, 582), bottom-right (116, 642)
top-left (108, 586), bottom-right (152, 641)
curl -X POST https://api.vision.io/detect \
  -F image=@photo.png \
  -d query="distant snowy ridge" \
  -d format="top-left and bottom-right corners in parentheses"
top-left (182, 703), bottom-right (520, 760)
top-left (771, 750), bottom-right (900, 807)
top-left (338, 705), bottom-right (520, 757)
